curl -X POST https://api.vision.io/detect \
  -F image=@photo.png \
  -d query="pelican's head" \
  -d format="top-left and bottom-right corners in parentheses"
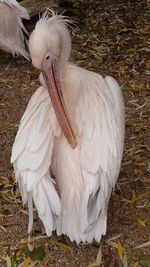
top-left (28, 10), bottom-right (76, 149)
top-left (29, 10), bottom-right (72, 70)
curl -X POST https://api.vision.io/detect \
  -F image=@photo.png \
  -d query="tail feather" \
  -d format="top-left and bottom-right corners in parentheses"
top-left (32, 175), bottom-right (61, 235)
top-left (27, 192), bottom-right (33, 233)
top-left (17, 171), bottom-right (61, 235)
top-left (94, 217), bottom-right (107, 242)
top-left (41, 176), bottom-right (60, 216)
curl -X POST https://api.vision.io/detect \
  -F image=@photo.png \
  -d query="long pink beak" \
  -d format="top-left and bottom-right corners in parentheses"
top-left (42, 58), bottom-right (76, 149)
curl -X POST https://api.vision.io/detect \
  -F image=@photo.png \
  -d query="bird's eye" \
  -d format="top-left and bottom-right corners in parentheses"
top-left (46, 55), bottom-right (49, 60)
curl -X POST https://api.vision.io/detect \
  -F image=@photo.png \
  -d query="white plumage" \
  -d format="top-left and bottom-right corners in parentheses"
top-left (0, 0), bottom-right (29, 59)
top-left (11, 11), bottom-right (125, 243)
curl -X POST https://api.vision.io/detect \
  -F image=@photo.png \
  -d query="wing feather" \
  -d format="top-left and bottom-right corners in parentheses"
top-left (75, 70), bottom-right (125, 236)
top-left (11, 85), bottom-right (61, 234)
top-left (0, 0), bottom-right (29, 59)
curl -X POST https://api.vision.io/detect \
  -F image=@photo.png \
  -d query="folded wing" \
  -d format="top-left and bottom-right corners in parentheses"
top-left (75, 70), bottom-right (125, 241)
top-left (11, 86), bottom-right (61, 235)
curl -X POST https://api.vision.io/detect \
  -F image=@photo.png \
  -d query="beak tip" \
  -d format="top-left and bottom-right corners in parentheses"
top-left (70, 139), bottom-right (77, 149)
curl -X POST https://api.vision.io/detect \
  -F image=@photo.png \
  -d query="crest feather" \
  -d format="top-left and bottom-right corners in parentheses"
top-left (37, 8), bottom-right (75, 29)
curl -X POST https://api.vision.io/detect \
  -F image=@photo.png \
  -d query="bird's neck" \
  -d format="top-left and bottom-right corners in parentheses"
top-left (59, 29), bottom-right (72, 77)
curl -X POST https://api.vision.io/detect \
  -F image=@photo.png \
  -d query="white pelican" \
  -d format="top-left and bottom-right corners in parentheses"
top-left (0, 0), bottom-right (29, 59)
top-left (11, 10), bottom-right (125, 243)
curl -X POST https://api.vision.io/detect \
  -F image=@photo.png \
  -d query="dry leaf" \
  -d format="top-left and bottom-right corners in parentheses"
top-left (22, 256), bottom-right (32, 267)
top-left (137, 217), bottom-right (147, 227)
top-left (132, 262), bottom-right (139, 267)
top-left (134, 241), bottom-right (150, 249)
top-left (6, 256), bottom-right (11, 267)
top-left (96, 245), bottom-right (102, 266)
top-left (117, 240), bottom-right (124, 260)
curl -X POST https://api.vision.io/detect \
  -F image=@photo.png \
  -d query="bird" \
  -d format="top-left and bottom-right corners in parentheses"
top-left (0, 0), bottom-right (29, 59)
top-left (11, 10), bottom-right (125, 243)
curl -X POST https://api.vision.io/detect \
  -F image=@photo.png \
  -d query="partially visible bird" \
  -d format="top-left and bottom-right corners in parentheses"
top-left (11, 10), bottom-right (125, 243)
top-left (0, 0), bottom-right (29, 59)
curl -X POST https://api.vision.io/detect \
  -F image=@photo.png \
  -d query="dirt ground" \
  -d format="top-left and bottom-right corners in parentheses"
top-left (0, 0), bottom-right (149, 266)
